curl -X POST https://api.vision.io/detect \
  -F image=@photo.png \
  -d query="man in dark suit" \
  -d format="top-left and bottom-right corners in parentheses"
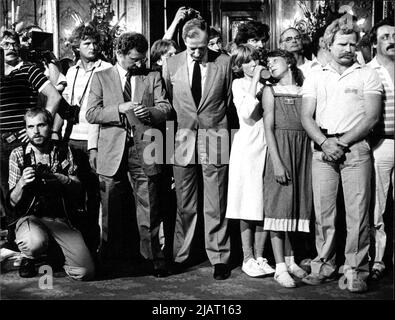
top-left (86, 32), bottom-right (172, 277)
top-left (163, 18), bottom-right (232, 280)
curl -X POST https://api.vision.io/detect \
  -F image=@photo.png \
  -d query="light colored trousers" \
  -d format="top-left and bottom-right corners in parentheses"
top-left (310, 140), bottom-right (371, 281)
top-left (15, 216), bottom-right (95, 281)
top-left (371, 138), bottom-right (394, 271)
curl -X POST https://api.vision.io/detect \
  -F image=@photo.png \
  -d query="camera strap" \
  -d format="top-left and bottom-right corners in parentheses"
top-left (70, 66), bottom-right (96, 107)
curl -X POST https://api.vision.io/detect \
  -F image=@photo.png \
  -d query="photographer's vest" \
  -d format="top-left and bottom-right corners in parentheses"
top-left (15, 143), bottom-right (71, 221)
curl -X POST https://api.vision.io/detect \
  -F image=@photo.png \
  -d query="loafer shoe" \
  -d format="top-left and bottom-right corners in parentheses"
top-left (213, 263), bottom-right (231, 280)
top-left (302, 273), bottom-right (335, 285)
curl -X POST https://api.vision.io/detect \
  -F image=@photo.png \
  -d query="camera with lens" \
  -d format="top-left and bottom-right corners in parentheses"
top-left (34, 163), bottom-right (58, 185)
top-left (19, 31), bottom-right (54, 65)
top-left (184, 7), bottom-right (201, 20)
top-left (58, 98), bottom-right (80, 124)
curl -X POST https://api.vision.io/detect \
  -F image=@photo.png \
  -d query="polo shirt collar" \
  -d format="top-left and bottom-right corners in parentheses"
top-left (324, 61), bottom-right (361, 77)
top-left (368, 57), bottom-right (381, 69)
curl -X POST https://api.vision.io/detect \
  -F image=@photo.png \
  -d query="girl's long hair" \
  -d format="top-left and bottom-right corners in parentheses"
top-left (266, 49), bottom-right (304, 86)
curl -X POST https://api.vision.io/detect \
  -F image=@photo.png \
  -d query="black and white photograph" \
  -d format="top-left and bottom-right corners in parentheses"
top-left (0, 0), bottom-right (393, 309)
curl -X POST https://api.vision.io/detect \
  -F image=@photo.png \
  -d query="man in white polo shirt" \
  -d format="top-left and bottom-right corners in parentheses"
top-left (300, 15), bottom-right (382, 293)
top-left (367, 19), bottom-right (395, 281)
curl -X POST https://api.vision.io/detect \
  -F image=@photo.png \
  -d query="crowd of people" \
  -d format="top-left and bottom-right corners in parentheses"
top-left (0, 6), bottom-right (393, 295)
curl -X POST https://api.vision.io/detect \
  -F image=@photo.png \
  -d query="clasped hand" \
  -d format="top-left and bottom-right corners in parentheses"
top-left (321, 138), bottom-right (348, 162)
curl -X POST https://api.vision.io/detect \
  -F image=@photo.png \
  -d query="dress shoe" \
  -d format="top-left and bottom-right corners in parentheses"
top-left (169, 262), bottom-right (186, 275)
top-left (19, 258), bottom-right (37, 278)
top-left (152, 267), bottom-right (170, 278)
top-left (213, 263), bottom-right (231, 280)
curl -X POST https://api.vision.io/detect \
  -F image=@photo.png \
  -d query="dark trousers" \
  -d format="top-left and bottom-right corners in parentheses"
top-left (68, 139), bottom-right (101, 254)
top-left (173, 163), bottom-right (231, 266)
top-left (99, 144), bottom-right (165, 269)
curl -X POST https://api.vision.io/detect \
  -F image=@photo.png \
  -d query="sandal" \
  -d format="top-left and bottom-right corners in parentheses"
top-left (274, 271), bottom-right (296, 288)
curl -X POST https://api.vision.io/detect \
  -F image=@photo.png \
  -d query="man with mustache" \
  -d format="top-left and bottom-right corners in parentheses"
top-left (0, 29), bottom-right (61, 245)
top-left (301, 15), bottom-right (382, 293)
top-left (86, 32), bottom-right (172, 277)
top-left (8, 108), bottom-right (94, 280)
top-left (367, 19), bottom-right (395, 282)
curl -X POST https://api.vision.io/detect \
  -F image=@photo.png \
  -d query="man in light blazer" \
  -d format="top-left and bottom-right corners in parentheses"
top-left (86, 32), bottom-right (172, 277)
top-left (163, 18), bottom-right (232, 280)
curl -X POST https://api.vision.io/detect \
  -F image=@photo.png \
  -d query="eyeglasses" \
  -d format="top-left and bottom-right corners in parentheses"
top-left (283, 35), bottom-right (301, 43)
top-left (0, 41), bottom-right (18, 49)
top-left (129, 57), bottom-right (148, 64)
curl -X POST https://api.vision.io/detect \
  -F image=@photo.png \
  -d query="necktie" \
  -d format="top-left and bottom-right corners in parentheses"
top-left (191, 60), bottom-right (201, 107)
top-left (122, 72), bottom-right (132, 139)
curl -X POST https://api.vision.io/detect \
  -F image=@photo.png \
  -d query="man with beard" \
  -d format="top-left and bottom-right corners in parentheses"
top-left (367, 19), bottom-right (395, 281)
top-left (300, 15), bottom-right (382, 293)
top-left (8, 108), bottom-right (94, 280)
top-left (0, 29), bottom-right (61, 242)
top-left (86, 32), bottom-right (172, 277)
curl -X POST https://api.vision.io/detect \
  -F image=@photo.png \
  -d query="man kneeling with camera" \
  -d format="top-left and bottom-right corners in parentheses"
top-left (8, 107), bottom-right (94, 280)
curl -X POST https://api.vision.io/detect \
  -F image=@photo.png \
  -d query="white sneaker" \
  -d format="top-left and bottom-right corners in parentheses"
top-left (288, 263), bottom-right (308, 279)
top-left (242, 259), bottom-right (266, 277)
top-left (274, 271), bottom-right (296, 288)
top-left (256, 257), bottom-right (275, 275)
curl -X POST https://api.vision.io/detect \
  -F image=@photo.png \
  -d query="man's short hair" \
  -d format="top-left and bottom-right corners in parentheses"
top-left (234, 21), bottom-right (270, 45)
top-left (115, 32), bottom-right (148, 55)
top-left (150, 39), bottom-right (178, 64)
top-left (279, 27), bottom-right (300, 43)
top-left (70, 23), bottom-right (101, 52)
top-left (0, 29), bottom-right (20, 45)
top-left (24, 107), bottom-right (53, 128)
top-left (369, 18), bottom-right (395, 45)
top-left (182, 18), bottom-right (208, 41)
top-left (324, 14), bottom-right (360, 46)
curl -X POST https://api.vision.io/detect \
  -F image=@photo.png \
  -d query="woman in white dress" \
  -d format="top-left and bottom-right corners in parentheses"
top-left (226, 44), bottom-right (275, 277)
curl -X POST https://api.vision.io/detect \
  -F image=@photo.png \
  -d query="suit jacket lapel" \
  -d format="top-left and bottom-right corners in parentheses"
top-left (198, 61), bottom-right (217, 111)
top-left (110, 66), bottom-right (124, 102)
top-left (178, 52), bottom-right (196, 108)
top-left (133, 75), bottom-right (147, 104)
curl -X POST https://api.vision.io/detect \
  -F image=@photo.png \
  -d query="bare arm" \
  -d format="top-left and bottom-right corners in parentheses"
top-left (300, 96), bottom-right (345, 161)
top-left (339, 94), bottom-right (382, 146)
top-left (41, 81), bottom-right (62, 116)
top-left (10, 167), bottom-right (35, 207)
top-left (163, 7), bottom-right (187, 40)
top-left (262, 87), bottom-right (290, 184)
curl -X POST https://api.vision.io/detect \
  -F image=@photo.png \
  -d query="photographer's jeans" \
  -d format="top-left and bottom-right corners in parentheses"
top-left (15, 215), bottom-right (95, 281)
top-left (310, 140), bottom-right (371, 281)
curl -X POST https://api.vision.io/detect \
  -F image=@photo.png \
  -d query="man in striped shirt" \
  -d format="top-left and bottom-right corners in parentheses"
top-left (367, 19), bottom-right (395, 281)
top-left (0, 29), bottom-right (61, 226)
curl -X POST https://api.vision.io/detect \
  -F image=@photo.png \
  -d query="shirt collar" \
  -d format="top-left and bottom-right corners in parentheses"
top-left (186, 51), bottom-right (208, 67)
top-left (116, 63), bottom-right (128, 78)
top-left (323, 61), bottom-right (361, 74)
top-left (8, 61), bottom-right (24, 72)
top-left (76, 59), bottom-right (103, 71)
